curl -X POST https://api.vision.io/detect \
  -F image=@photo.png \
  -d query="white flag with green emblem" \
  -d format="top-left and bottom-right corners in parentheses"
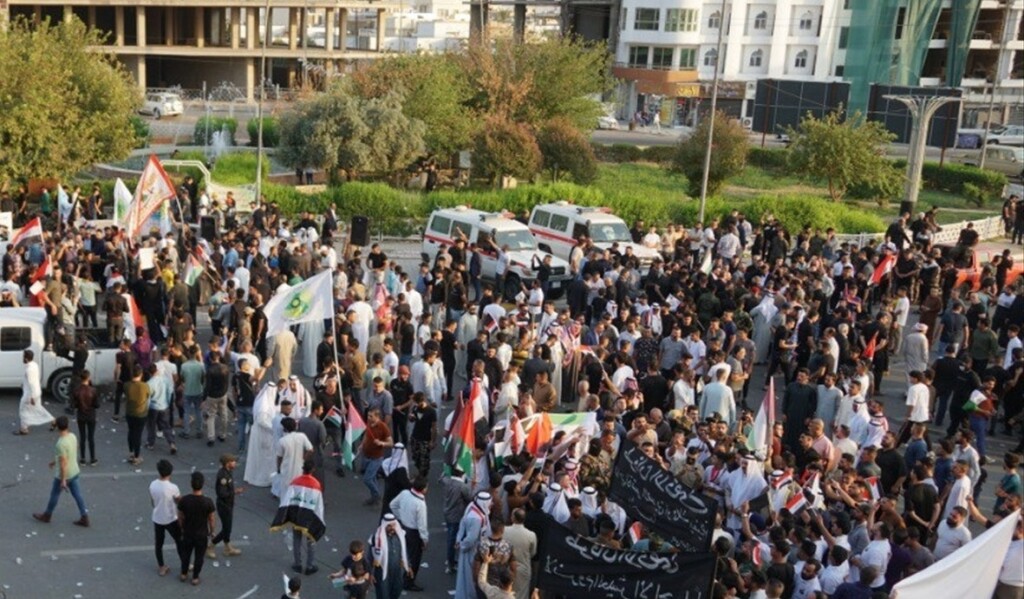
top-left (263, 269), bottom-right (334, 337)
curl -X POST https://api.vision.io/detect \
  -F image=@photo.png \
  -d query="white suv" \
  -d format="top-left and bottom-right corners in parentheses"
top-left (528, 202), bottom-right (661, 273)
top-left (422, 206), bottom-right (572, 300)
top-left (139, 93), bottom-right (184, 119)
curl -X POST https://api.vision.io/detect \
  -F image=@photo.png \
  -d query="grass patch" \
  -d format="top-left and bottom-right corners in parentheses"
top-left (593, 162), bottom-right (688, 204)
top-left (728, 165), bottom-right (805, 191)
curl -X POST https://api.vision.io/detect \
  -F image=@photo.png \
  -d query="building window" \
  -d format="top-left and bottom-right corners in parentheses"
top-left (628, 46), bottom-right (649, 68)
top-left (794, 50), bottom-right (808, 68)
top-left (621, 8), bottom-right (627, 30)
top-left (799, 12), bottom-right (813, 31)
top-left (678, 47), bottom-right (697, 68)
top-left (894, 7), bottom-right (907, 39)
top-left (834, 65), bottom-right (845, 76)
top-left (754, 11), bottom-right (768, 30)
top-left (652, 47), bottom-right (673, 69)
top-left (839, 26), bottom-right (849, 49)
top-left (704, 48), bottom-right (718, 67)
top-left (843, 0), bottom-right (850, 9)
top-left (665, 9), bottom-right (698, 32)
top-left (707, 10), bottom-right (721, 29)
top-left (634, 8), bottom-right (659, 31)
top-left (749, 49), bottom-right (763, 67)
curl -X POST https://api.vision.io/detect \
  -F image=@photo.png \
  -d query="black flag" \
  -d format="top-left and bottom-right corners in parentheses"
top-left (537, 516), bottom-right (716, 599)
top-left (608, 445), bottom-right (717, 553)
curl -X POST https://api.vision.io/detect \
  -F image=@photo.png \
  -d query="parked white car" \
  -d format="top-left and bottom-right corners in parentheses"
top-left (952, 145), bottom-right (1024, 179)
top-left (139, 93), bottom-right (184, 119)
top-left (958, 124), bottom-right (1024, 148)
top-left (421, 206), bottom-right (573, 300)
top-left (597, 115), bottom-right (620, 130)
top-left (0, 308), bottom-right (118, 403)
top-left (528, 202), bottom-right (661, 273)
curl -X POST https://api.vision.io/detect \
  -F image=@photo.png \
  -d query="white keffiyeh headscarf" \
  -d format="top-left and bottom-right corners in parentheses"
top-left (284, 376), bottom-right (311, 418)
top-left (382, 443), bottom-right (409, 476)
top-left (543, 483), bottom-right (570, 523)
top-left (580, 486), bottom-right (599, 518)
top-left (370, 514), bottom-right (408, 579)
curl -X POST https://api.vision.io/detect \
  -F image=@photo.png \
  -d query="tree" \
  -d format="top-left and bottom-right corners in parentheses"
top-left (471, 116), bottom-right (542, 184)
top-left (277, 84), bottom-right (425, 181)
top-left (349, 54), bottom-right (477, 158)
top-left (0, 17), bottom-right (141, 182)
top-left (671, 111), bottom-right (748, 196)
top-left (536, 118), bottom-right (598, 184)
top-left (460, 37), bottom-right (610, 132)
top-left (787, 109), bottom-right (901, 202)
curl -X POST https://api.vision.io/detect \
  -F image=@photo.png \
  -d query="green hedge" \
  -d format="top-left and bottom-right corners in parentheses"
top-left (246, 117), bottom-right (280, 148)
top-left (193, 116), bottom-right (238, 146)
top-left (747, 147), bottom-right (789, 170)
top-left (919, 162), bottom-right (1006, 205)
top-left (742, 194), bottom-right (886, 233)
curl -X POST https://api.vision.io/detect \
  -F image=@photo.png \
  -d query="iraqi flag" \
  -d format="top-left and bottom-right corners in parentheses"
top-left (784, 488), bottom-right (809, 515)
top-left (126, 155), bottom-right (177, 239)
top-left (270, 474), bottom-right (326, 542)
top-left (871, 252), bottom-right (896, 286)
top-left (10, 217), bottom-right (42, 248)
top-left (342, 401), bottom-right (366, 470)
top-left (123, 293), bottom-right (145, 341)
top-left (627, 521), bottom-right (644, 544)
top-left (863, 332), bottom-right (879, 360)
top-left (866, 475), bottom-right (882, 502)
top-left (746, 377), bottom-right (775, 459)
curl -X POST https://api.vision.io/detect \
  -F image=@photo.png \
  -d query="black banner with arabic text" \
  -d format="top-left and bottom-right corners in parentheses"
top-left (608, 445), bottom-right (716, 553)
top-left (537, 517), bottom-right (716, 599)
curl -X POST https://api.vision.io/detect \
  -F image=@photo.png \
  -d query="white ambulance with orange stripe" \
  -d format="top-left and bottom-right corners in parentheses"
top-left (421, 206), bottom-right (573, 300)
top-left (527, 202), bottom-right (660, 273)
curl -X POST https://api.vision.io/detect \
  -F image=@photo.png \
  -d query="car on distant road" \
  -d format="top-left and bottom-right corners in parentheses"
top-left (951, 145), bottom-right (1024, 179)
top-left (958, 124), bottom-right (1024, 148)
top-left (139, 92), bottom-right (184, 119)
top-left (597, 115), bottom-right (620, 130)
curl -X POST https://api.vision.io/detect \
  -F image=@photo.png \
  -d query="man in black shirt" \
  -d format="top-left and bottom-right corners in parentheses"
top-left (782, 368), bottom-right (817, 452)
top-left (766, 540), bottom-right (796, 599)
top-left (409, 392), bottom-right (438, 476)
top-left (931, 344), bottom-right (961, 427)
top-left (177, 471), bottom-right (216, 586)
top-left (208, 454), bottom-right (242, 559)
top-left (875, 431), bottom-right (907, 497)
top-left (390, 366), bottom-right (414, 446)
top-left (204, 352), bottom-right (232, 447)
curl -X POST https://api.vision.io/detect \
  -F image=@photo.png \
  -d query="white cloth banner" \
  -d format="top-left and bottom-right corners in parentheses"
top-left (139, 247), bottom-right (156, 271)
top-left (891, 509), bottom-right (1019, 599)
top-left (263, 269), bottom-right (334, 338)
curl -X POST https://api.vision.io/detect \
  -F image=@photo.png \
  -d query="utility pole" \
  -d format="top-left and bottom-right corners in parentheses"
top-left (979, 80), bottom-right (997, 170)
top-left (255, 0), bottom-right (272, 204)
top-left (697, 0), bottom-right (728, 225)
top-left (884, 94), bottom-right (961, 215)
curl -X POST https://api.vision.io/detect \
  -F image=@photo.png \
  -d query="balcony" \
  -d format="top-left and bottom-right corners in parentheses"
top-left (612, 63), bottom-right (700, 95)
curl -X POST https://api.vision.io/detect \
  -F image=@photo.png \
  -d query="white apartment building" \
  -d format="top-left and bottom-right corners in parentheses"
top-left (612, 0), bottom-right (847, 126)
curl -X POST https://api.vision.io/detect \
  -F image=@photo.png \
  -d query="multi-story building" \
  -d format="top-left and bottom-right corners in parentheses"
top-left (612, 1), bottom-right (848, 126)
top-left (5, 0), bottom-right (397, 100)
top-left (843, 0), bottom-right (1023, 126)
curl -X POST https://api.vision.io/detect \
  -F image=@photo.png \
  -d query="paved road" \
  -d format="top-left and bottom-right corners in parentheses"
top-left (1, 237), bottom-right (1020, 598)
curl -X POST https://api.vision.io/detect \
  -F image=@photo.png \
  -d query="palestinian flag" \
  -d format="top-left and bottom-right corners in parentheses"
top-left (522, 412), bottom-right (599, 457)
top-left (628, 521), bottom-right (644, 544)
top-left (325, 406), bottom-right (343, 428)
top-left (342, 401), bottom-right (366, 470)
top-left (445, 379), bottom-right (481, 478)
top-left (493, 412), bottom-right (526, 468)
top-left (866, 476), bottom-right (881, 502)
top-left (270, 473), bottom-right (326, 542)
top-left (184, 254), bottom-right (204, 286)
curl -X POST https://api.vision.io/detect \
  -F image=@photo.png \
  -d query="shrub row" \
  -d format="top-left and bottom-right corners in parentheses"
top-left (246, 117), bottom-right (280, 148)
top-left (591, 143), bottom-right (675, 164)
top-left (265, 181), bottom-right (885, 236)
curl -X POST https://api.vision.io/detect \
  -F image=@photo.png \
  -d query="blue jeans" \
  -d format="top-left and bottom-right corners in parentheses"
top-left (446, 521), bottom-right (459, 567)
top-left (236, 407), bottom-right (254, 451)
top-left (970, 414), bottom-right (989, 460)
top-left (362, 457), bottom-right (383, 499)
top-left (184, 395), bottom-right (203, 437)
top-left (44, 475), bottom-right (87, 518)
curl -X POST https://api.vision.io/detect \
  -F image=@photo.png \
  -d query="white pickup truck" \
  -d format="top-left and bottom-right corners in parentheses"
top-left (0, 308), bottom-right (118, 403)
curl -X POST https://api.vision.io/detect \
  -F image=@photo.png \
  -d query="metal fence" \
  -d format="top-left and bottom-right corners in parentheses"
top-left (833, 215), bottom-right (1004, 247)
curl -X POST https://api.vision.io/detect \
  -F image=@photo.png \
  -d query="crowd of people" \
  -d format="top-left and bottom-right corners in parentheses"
top-left (6, 184), bottom-right (1024, 599)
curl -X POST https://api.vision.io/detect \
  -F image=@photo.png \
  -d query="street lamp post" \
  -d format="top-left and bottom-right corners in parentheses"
top-left (697, 0), bottom-right (728, 225)
top-left (255, 0), bottom-right (272, 204)
top-left (884, 94), bottom-right (961, 216)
